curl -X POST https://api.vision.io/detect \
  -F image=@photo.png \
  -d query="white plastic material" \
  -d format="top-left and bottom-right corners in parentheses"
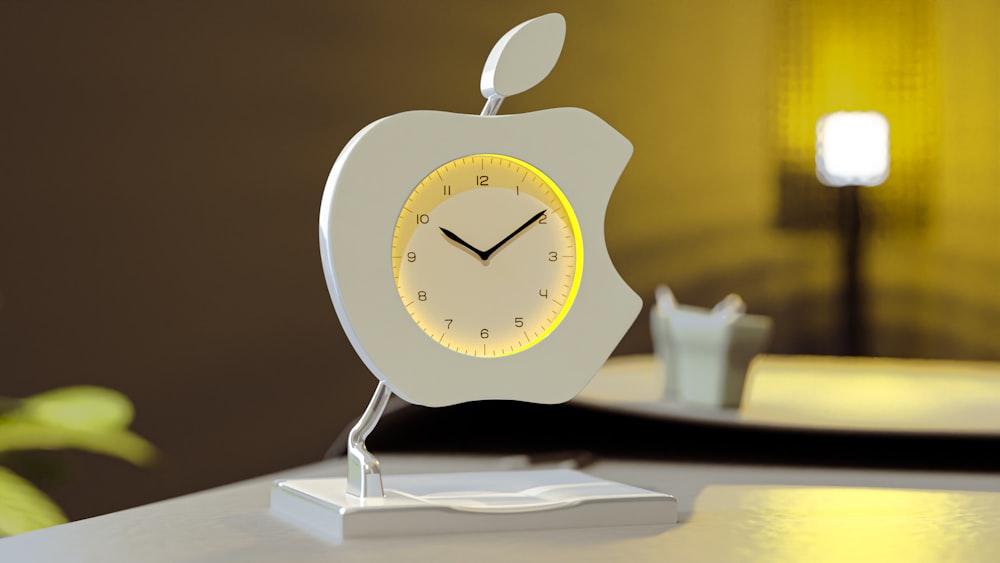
top-left (480, 13), bottom-right (566, 100)
top-left (270, 469), bottom-right (677, 543)
top-left (651, 286), bottom-right (772, 408)
top-left (319, 108), bottom-right (639, 407)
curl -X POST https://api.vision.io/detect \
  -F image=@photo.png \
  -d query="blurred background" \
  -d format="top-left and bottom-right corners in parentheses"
top-left (1, 0), bottom-right (998, 521)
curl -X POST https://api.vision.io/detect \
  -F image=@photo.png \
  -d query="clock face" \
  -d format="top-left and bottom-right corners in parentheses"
top-left (391, 153), bottom-right (583, 357)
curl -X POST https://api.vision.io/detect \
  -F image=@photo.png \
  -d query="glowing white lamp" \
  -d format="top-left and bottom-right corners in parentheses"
top-left (816, 111), bottom-right (890, 187)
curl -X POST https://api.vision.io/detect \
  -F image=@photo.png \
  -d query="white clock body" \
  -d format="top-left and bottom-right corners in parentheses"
top-left (319, 108), bottom-right (639, 407)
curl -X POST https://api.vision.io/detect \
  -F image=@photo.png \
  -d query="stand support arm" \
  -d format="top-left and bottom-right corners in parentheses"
top-left (346, 381), bottom-right (392, 499)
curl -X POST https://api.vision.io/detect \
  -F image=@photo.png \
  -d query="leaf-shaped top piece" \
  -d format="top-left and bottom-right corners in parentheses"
top-left (480, 13), bottom-right (566, 100)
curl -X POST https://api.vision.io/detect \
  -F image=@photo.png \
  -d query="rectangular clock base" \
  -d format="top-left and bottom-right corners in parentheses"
top-left (270, 469), bottom-right (677, 543)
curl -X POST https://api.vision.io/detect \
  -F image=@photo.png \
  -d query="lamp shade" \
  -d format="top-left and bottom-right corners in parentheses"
top-left (816, 111), bottom-right (890, 187)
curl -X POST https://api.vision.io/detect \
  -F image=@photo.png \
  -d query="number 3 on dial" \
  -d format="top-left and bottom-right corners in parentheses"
top-left (392, 154), bottom-right (583, 357)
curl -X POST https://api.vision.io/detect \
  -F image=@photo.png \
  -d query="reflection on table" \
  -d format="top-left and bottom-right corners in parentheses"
top-left (575, 354), bottom-right (1000, 435)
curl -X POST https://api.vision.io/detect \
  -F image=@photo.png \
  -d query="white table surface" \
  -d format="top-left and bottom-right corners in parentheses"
top-left (2, 453), bottom-right (1000, 562)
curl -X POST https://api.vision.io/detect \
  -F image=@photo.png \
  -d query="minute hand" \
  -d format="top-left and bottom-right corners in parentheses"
top-left (480, 209), bottom-right (547, 261)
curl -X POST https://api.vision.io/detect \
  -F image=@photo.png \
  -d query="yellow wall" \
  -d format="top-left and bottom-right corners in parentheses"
top-left (866, 0), bottom-right (1000, 359)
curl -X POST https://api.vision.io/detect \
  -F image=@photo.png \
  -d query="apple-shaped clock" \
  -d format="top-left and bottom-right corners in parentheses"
top-left (271, 14), bottom-right (674, 541)
top-left (319, 12), bottom-right (640, 496)
top-left (320, 14), bottom-right (638, 409)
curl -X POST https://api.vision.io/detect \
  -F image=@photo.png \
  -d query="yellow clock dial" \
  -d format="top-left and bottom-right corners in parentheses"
top-left (392, 154), bottom-right (583, 357)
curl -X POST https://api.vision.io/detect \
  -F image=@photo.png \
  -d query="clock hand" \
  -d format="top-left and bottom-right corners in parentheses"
top-left (440, 227), bottom-right (490, 261)
top-left (480, 209), bottom-right (547, 261)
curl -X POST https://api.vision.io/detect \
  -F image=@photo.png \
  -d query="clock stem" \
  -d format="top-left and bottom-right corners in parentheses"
top-left (346, 381), bottom-right (392, 499)
top-left (481, 94), bottom-right (503, 116)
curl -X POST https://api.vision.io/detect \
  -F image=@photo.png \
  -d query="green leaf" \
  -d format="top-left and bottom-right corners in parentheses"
top-left (0, 465), bottom-right (67, 536)
top-left (0, 421), bottom-right (157, 466)
top-left (16, 386), bottom-right (135, 431)
top-left (0, 397), bottom-right (21, 416)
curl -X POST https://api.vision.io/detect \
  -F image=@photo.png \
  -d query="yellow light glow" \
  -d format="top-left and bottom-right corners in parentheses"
top-left (743, 355), bottom-right (1000, 433)
top-left (392, 154), bottom-right (584, 358)
top-left (687, 485), bottom-right (992, 562)
top-left (816, 111), bottom-right (890, 187)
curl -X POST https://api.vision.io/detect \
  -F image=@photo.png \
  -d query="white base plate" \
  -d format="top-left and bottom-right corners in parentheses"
top-left (270, 469), bottom-right (677, 543)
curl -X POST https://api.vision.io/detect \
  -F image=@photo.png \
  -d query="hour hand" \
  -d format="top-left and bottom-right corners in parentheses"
top-left (440, 227), bottom-right (489, 261)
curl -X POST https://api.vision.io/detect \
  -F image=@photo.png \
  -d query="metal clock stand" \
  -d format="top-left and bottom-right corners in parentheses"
top-left (271, 382), bottom-right (677, 543)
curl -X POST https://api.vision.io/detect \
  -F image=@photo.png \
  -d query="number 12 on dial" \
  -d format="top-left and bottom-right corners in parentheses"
top-left (392, 154), bottom-right (583, 357)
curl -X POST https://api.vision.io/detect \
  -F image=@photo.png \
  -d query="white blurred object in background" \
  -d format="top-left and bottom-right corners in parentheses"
top-left (651, 286), bottom-right (772, 408)
top-left (815, 111), bottom-right (890, 187)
